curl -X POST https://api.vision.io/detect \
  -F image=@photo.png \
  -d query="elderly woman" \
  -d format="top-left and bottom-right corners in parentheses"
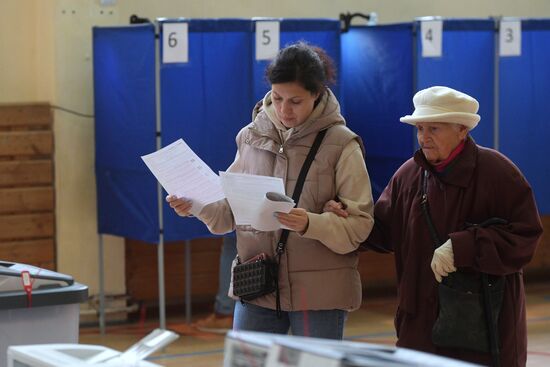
top-left (327, 86), bottom-right (542, 366)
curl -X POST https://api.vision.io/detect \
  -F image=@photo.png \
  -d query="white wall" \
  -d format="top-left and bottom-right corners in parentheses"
top-left (53, 0), bottom-right (124, 296)
top-left (116, 0), bottom-right (550, 23)
top-left (0, 1), bottom-right (42, 102)
top-left (1, 0), bottom-right (549, 298)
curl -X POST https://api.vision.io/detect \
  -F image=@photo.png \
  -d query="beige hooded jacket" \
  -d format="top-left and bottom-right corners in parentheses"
top-left (198, 88), bottom-right (374, 311)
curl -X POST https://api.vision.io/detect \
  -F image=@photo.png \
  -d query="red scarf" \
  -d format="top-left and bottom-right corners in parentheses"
top-left (434, 139), bottom-right (466, 172)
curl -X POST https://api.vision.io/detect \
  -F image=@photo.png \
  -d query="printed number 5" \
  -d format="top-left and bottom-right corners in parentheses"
top-left (262, 29), bottom-right (271, 45)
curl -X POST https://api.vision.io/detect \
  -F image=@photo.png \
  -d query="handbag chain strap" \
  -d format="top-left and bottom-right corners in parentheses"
top-left (274, 128), bottom-right (327, 316)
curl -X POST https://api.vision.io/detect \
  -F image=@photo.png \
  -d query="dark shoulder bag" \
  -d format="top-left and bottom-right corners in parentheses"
top-left (232, 129), bottom-right (328, 316)
top-left (420, 170), bottom-right (505, 367)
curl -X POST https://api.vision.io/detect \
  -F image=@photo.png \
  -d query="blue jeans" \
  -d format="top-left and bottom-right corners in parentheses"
top-left (214, 234), bottom-right (237, 316)
top-left (233, 302), bottom-right (347, 340)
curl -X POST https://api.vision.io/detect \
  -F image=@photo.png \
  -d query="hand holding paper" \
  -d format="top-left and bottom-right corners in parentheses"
top-left (166, 195), bottom-right (193, 217)
top-left (141, 139), bottom-right (225, 215)
top-left (220, 172), bottom-right (295, 231)
top-left (274, 207), bottom-right (309, 233)
top-left (254, 192), bottom-right (296, 231)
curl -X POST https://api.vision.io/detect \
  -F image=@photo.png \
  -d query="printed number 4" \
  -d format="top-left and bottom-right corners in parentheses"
top-left (425, 28), bottom-right (433, 42)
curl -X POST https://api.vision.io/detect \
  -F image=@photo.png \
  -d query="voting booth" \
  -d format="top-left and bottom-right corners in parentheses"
top-left (93, 16), bottom-right (550, 332)
top-left (93, 17), bottom-right (342, 330)
top-left (342, 17), bottom-right (550, 212)
top-left (498, 19), bottom-right (550, 214)
top-left (93, 18), bottom-right (341, 244)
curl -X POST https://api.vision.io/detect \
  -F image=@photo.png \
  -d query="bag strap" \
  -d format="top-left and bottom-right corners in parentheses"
top-left (275, 128), bottom-right (327, 317)
top-left (276, 128), bottom-right (328, 254)
top-left (420, 170), bottom-right (442, 248)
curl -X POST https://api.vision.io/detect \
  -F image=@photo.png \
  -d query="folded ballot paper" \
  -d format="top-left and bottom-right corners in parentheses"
top-left (219, 172), bottom-right (295, 231)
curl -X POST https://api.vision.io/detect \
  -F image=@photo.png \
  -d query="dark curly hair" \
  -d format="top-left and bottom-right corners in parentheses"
top-left (266, 42), bottom-right (336, 95)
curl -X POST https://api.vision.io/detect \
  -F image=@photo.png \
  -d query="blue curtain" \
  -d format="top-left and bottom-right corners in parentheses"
top-left (499, 20), bottom-right (550, 213)
top-left (93, 24), bottom-right (159, 243)
top-left (93, 18), bottom-right (550, 244)
top-left (160, 19), bottom-right (253, 241)
top-left (416, 19), bottom-right (495, 148)
top-left (341, 24), bottom-right (414, 199)
top-left (252, 19), bottom-right (341, 104)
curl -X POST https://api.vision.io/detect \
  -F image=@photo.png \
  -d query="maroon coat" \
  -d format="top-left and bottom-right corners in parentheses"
top-left (366, 136), bottom-right (543, 366)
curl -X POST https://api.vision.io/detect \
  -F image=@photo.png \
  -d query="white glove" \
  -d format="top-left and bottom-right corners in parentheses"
top-left (431, 238), bottom-right (457, 283)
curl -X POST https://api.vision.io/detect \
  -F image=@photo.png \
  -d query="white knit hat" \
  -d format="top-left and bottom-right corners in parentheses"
top-left (400, 86), bottom-right (480, 130)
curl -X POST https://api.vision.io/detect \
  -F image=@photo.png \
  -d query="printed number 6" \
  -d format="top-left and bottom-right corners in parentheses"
top-left (168, 32), bottom-right (177, 48)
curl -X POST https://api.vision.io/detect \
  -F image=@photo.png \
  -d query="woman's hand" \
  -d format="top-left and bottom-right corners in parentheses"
top-left (276, 208), bottom-right (309, 233)
top-left (166, 195), bottom-right (193, 217)
top-left (323, 199), bottom-right (349, 218)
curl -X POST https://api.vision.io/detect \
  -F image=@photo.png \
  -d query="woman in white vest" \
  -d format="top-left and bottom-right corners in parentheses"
top-left (167, 42), bottom-right (374, 339)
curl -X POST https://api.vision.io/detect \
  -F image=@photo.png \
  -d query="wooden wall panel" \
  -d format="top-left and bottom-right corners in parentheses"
top-left (125, 238), bottom-right (221, 304)
top-left (0, 213), bottom-right (54, 240)
top-left (0, 103), bottom-right (52, 128)
top-left (358, 251), bottom-right (397, 291)
top-left (126, 216), bottom-right (550, 307)
top-left (0, 161), bottom-right (53, 186)
top-left (0, 104), bottom-right (55, 269)
top-left (0, 187), bottom-right (54, 214)
top-left (0, 239), bottom-right (55, 270)
top-left (0, 131), bottom-right (53, 156)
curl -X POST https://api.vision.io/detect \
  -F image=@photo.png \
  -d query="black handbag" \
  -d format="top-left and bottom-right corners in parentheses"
top-left (432, 271), bottom-right (505, 353)
top-left (231, 129), bottom-right (327, 315)
top-left (232, 253), bottom-right (278, 301)
top-left (420, 170), bottom-right (506, 366)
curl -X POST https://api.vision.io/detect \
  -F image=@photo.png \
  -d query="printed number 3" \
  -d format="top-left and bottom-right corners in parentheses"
top-left (504, 28), bottom-right (514, 43)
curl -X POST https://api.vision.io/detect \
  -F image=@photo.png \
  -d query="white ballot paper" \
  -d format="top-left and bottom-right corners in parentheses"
top-left (141, 139), bottom-right (226, 215)
top-left (220, 172), bottom-right (295, 231)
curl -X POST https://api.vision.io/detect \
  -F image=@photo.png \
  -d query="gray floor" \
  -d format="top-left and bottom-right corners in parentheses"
top-left (80, 282), bottom-right (550, 367)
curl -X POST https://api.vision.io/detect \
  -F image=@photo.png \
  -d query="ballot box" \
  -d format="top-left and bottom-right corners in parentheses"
top-left (0, 261), bottom-right (88, 367)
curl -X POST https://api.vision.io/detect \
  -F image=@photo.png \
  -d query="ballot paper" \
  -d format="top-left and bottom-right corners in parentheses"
top-left (141, 139), bottom-right (225, 215)
top-left (219, 172), bottom-right (295, 231)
